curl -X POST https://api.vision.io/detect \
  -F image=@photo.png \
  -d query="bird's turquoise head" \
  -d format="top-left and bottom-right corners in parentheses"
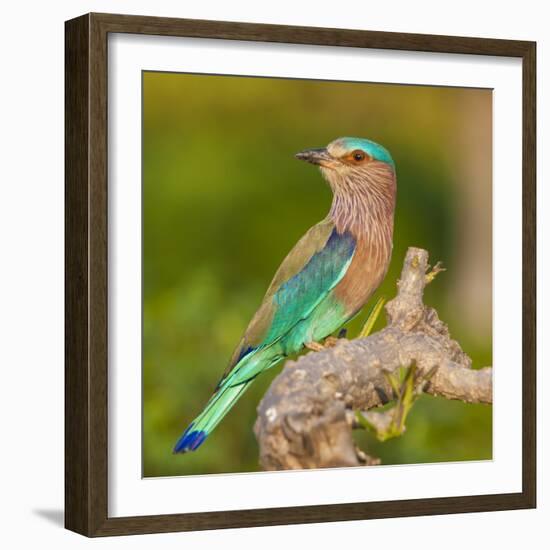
top-left (296, 137), bottom-right (396, 236)
top-left (295, 137), bottom-right (395, 182)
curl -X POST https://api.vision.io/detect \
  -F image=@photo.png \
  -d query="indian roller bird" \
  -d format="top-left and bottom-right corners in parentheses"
top-left (174, 137), bottom-right (397, 453)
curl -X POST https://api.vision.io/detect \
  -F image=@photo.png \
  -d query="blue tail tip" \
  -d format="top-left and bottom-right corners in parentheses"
top-left (173, 424), bottom-right (208, 453)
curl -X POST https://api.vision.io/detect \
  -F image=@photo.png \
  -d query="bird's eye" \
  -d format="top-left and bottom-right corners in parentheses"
top-left (352, 150), bottom-right (365, 162)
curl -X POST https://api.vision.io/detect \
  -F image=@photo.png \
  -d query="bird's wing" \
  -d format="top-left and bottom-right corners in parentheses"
top-left (216, 219), bottom-right (356, 388)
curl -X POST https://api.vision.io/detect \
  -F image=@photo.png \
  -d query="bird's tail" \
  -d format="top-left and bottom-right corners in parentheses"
top-left (173, 379), bottom-right (252, 453)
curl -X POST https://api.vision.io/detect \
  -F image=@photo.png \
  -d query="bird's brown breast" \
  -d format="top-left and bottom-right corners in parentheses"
top-left (333, 236), bottom-right (391, 316)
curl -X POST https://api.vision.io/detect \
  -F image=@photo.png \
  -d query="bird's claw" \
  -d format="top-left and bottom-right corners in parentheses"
top-left (304, 335), bottom-right (342, 352)
top-left (323, 336), bottom-right (340, 348)
top-left (305, 341), bottom-right (325, 352)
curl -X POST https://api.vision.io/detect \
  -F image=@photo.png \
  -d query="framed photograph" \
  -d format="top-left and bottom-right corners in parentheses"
top-left (65, 12), bottom-right (536, 536)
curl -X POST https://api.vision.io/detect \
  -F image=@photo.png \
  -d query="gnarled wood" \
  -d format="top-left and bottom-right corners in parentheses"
top-left (254, 247), bottom-right (492, 470)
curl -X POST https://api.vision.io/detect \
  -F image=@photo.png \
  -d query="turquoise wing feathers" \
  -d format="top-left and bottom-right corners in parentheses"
top-left (220, 220), bottom-right (356, 385)
top-left (174, 221), bottom-right (357, 453)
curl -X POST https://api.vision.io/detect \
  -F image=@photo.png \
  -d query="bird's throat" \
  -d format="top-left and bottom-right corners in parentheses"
top-left (327, 165), bottom-right (396, 248)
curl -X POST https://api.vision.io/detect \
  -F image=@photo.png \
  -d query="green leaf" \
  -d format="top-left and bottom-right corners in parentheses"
top-left (355, 410), bottom-right (377, 433)
top-left (359, 297), bottom-right (386, 338)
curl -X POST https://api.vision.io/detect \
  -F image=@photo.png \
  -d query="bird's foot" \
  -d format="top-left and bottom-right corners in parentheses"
top-left (304, 341), bottom-right (325, 352)
top-left (305, 332), bottom-right (346, 352)
top-left (323, 336), bottom-right (340, 348)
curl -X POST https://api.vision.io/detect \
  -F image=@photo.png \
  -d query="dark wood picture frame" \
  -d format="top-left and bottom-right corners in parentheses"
top-left (65, 12), bottom-right (536, 537)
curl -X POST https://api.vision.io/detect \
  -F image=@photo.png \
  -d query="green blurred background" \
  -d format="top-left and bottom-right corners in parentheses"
top-left (143, 72), bottom-right (492, 477)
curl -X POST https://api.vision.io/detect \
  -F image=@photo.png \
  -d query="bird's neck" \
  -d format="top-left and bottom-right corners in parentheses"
top-left (327, 162), bottom-right (396, 249)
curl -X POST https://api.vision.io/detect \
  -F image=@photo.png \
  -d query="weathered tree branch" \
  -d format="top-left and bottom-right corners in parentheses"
top-left (254, 247), bottom-right (493, 470)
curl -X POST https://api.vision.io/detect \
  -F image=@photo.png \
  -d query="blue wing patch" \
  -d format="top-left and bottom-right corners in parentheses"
top-left (266, 228), bottom-right (356, 343)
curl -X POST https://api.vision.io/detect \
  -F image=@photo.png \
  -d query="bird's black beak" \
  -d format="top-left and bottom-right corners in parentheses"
top-left (295, 147), bottom-right (336, 168)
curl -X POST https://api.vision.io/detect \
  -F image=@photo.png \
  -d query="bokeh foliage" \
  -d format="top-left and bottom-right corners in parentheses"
top-left (143, 72), bottom-right (492, 477)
